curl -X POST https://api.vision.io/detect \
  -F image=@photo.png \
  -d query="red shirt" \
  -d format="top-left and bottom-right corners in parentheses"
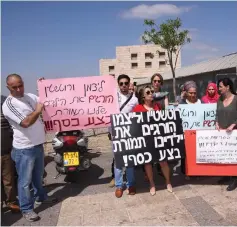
top-left (132, 103), bottom-right (161, 112)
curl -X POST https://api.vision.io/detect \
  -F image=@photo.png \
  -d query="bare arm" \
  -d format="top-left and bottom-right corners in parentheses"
top-left (164, 96), bottom-right (169, 109)
top-left (20, 103), bottom-right (44, 128)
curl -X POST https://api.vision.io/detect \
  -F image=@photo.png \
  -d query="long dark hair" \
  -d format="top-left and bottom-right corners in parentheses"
top-left (138, 85), bottom-right (153, 104)
top-left (218, 78), bottom-right (236, 95)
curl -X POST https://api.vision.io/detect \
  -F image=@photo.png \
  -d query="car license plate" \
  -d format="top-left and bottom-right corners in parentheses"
top-left (63, 152), bottom-right (79, 166)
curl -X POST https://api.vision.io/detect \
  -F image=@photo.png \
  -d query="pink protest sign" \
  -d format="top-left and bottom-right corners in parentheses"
top-left (37, 75), bottom-right (119, 132)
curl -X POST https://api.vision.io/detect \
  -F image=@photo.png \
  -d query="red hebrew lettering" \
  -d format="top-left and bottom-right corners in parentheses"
top-left (84, 117), bottom-right (95, 127)
top-left (203, 120), bottom-right (215, 127)
top-left (62, 119), bottom-right (71, 127)
top-left (71, 118), bottom-right (80, 126)
top-left (51, 110), bottom-right (63, 118)
top-left (44, 121), bottom-right (53, 131)
top-left (105, 115), bottom-right (111, 124)
top-left (95, 117), bottom-right (106, 126)
top-left (53, 120), bottom-right (62, 132)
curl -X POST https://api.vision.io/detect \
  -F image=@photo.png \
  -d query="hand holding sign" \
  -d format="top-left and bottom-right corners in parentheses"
top-left (111, 109), bottom-right (185, 168)
top-left (37, 75), bottom-right (119, 132)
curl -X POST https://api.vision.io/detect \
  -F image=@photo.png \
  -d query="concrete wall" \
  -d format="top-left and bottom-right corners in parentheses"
top-left (99, 44), bottom-right (181, 83)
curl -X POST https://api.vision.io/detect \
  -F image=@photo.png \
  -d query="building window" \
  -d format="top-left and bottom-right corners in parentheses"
top-left (109, 66), bottom-right (115, 72)
top-left (159, 61), bottom-right (166, 68)
top-left (145, 53), bottom-right (152, 59)
top-left (145, 62), bottom-right (152, 68)
top-left (159, 52), bottom-right (166, 58)
top-left (131, 63), bottom-right (138, 69)
top-left (131, 53), bottom-right (138, 60)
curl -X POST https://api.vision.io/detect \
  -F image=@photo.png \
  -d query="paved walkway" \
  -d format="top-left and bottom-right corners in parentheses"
top-left (1, 137), bottom-right (237, 226)
top-left (57, 178), bottom-right (237, 226)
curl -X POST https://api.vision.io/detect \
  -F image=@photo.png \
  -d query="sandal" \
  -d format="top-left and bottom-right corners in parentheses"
top-left (150, 186), bottom-right (156, 196)
top-left (167, 184), bottom-right (173, 193)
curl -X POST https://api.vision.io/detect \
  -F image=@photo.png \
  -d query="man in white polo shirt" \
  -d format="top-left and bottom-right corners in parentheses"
top-left (2, 74), bottom-right (56, 222)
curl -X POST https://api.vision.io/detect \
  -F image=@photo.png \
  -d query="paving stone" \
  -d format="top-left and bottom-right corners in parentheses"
top-left (173, 188), bottom-right (199, 199)
top-left (212, 201), bottom-right (237, 225)
top-left (133, 218), bottom-right (164, 226)
top-left (127, 203), bottom-right (161, 221)
top-left (201, 191), bottom-right (235, 207)
top-left (139, 189), bottom-right (176, 205)
top-left (173, 184), bottom-right (192, 192)
top-left (181, 196), bottom-right (232, 226)
top-left (82, 213), bottom-right (102, 226)
top-left (100, 209), bottom-right (131, 225)
top-left (59, 196), bottom-right (89, 217)
top-left (127, 199), bottom-right (187, 223)
top-left (57, 215), bottom-right (82, 226)
top-left (122, 193), bottom-right (144, 208)
top-left (159, 211), bottom-right (199, 226)
top-left (190, 184), bottom-right (223, 196)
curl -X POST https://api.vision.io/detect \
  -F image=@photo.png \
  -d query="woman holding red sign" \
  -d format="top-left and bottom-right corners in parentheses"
top-left (133, 86), bottom-right (172, 196)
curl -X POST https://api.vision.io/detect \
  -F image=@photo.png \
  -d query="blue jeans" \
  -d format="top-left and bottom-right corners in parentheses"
top-left (114, 166), bottom-right (135, 189)
top-left (11, 144), bottom-right (47, 213)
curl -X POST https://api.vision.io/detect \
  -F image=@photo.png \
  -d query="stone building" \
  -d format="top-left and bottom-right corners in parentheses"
top-left (99, 44), bottom-right (181, 83)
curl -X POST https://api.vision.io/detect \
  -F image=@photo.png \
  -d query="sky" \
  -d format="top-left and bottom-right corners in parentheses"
top-left (1, 1), bottom-right (237, 95)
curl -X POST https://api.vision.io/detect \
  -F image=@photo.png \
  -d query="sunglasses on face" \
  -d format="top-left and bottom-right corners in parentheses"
top-left (145, 90), bottom-right (154, 95)
top-left (119, 82), bottom-right (129, 86)
top-left (153, 80), bottom-right (161, 84)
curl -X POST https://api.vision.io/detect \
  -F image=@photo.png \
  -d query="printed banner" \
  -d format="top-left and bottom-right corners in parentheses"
top-left (168, 104), bottom-right (217, 130)
top-left (196, 130), bottom-right (237, 164)
top-left (110, 109), bottom-right (185, 168)
top-left (37, 76), bottom-right (119, 132)
top-left (184, 131), bottom-right (237, 176)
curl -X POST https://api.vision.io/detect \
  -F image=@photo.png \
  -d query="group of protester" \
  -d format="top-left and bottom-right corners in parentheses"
top-left (1, 73), bottom-right (237, 223)
top-left (108, 73), bottom-right (237, 198)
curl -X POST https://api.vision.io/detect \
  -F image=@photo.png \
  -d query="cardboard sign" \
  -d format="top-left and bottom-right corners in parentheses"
top-left (185, 130), bottom-right (237, 176)
top-left (37, 76), bottom-right (119, 132)
top-left (168, 104), bottom-right (216, 130)
top-left (110, 109), bottom-right (185, 168)
top-left (196, 130), bottom-right (237, 164)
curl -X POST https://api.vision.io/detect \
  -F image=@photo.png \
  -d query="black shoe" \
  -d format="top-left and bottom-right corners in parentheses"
top-left (218, 176), bottom-right (230, 184)
top-left (226, 179), bottom-right (237, 191)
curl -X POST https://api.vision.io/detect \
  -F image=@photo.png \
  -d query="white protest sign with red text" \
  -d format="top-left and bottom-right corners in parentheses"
top-left (38, 76), bottom-right (119, 132)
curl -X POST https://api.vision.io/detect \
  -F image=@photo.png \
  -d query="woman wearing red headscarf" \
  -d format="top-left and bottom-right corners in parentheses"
top-left (201, 83), bottom-right (220, 103)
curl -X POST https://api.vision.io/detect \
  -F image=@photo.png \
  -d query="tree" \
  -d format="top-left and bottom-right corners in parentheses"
top-left (142, 18), bottom-right (191, 100)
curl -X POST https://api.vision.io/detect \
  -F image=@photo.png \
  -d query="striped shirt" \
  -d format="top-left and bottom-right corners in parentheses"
top-left (2, 93), bottom-right (46, 149)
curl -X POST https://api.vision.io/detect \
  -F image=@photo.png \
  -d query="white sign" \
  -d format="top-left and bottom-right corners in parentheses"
top-left (196, 130), bottom-right (237, 164)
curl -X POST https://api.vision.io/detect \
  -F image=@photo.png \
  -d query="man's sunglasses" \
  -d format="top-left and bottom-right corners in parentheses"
top-left (153, 80), bottom-right (161, 84)
top-left (146, 90), bottom-right (154, 95)
top-left (119, 82), bottom-right (129, 86)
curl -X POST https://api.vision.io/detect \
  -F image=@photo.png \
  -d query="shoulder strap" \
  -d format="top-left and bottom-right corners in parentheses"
top-left (120, 93), bottom-right (133, 111)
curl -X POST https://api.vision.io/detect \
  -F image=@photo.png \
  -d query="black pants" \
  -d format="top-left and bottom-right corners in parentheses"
top-left (111, 158), bottom-right (115, 178)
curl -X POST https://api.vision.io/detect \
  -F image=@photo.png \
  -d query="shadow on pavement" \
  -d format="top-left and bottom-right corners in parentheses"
top-left (1, 150), bottom-right (108, 226)
top-left (1, 151), bottom-right (226, 226)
